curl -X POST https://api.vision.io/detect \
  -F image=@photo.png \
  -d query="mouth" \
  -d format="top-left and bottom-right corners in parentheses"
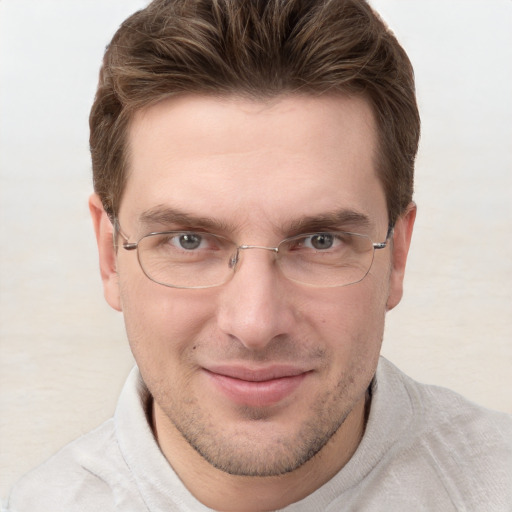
top-left (203, 365), bottom-right (311, 408)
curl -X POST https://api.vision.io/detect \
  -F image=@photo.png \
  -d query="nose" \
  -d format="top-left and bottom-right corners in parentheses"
top-left (216, 247), bottom-right (295, 352)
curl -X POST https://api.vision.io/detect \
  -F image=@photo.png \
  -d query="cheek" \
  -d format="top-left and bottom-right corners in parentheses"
top-left (118, 271), bottom-right (216, 368)
top-left (305, 276), bottom-right (389, 357)
top-left (307, 272), bottom-right (389, 326)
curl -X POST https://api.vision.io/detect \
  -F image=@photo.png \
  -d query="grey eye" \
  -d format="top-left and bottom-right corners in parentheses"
top-left (178, 233), bottom-right (202, 250)
top-left (309, 233), bottom-right (334, 250)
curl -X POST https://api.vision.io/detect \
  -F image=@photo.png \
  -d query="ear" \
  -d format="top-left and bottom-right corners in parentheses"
top-left (89, 194), bottom-right (122, 312)
top-left (386, 202), bottom-right (416, 311)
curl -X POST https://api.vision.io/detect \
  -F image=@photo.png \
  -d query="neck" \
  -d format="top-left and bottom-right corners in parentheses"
top-left (152, 391), bottom-right (369, 511)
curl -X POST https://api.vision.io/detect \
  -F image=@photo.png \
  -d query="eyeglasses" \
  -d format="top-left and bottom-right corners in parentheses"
top-left (116, 224), bottom-right (393, 289)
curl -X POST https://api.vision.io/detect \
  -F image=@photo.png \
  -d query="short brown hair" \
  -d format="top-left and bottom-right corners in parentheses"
top-left (90, 0), bottom-right (420, 226)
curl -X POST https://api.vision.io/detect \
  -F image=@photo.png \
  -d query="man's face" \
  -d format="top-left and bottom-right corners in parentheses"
top-left (93, 94), bottom-right (414, 477)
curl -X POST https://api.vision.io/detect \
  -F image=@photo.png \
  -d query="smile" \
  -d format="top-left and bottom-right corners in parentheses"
top-left (203, 366), bottom-right (311, 408)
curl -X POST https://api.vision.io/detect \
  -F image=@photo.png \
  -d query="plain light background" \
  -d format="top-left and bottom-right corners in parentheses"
top-left (1, 0), bottom-right (511, 499)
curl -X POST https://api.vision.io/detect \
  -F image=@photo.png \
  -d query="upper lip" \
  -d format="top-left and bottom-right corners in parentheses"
top-left (204, 365), bottom-right (310, 382)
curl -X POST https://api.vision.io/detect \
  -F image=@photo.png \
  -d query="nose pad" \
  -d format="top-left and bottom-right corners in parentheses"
top-left (228, 250), bottom-right (240, 270)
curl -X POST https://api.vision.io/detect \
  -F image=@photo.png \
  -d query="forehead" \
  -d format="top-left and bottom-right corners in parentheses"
top-left (122, 94), bottom-right (387, 236)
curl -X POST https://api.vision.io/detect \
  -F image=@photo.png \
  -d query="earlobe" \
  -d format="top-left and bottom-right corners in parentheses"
top-left (89, 194), bottom-right (122, 312)
top-left (386, 202), bottom-right (416, 311)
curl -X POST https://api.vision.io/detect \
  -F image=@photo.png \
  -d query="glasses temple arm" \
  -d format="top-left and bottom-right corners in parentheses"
top-left (373, 224), bottom-right (395, 250)
top-left (112, 218), bottom-right (137, 250)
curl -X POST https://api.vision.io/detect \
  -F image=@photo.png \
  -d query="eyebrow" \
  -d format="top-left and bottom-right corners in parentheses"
top-left (284, 210), bottom-right (373, 235)
top-left (138, 205), bottom-right (372, 236)
top-left (138, 206), bottom-right (231, 233)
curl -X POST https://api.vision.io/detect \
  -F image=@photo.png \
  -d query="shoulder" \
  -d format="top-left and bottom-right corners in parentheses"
top-left (377, 358), bottom-right (512, 508)
top-left (392, 359), bottom-right (512, 446)
top-left (5, 419), bottom-right (141, 512)
top-left (377, 357), bottom-right (512, 435)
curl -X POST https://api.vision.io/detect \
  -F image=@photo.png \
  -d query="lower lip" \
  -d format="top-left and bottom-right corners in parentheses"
top-left (205, 371), bottom-right (309, 408)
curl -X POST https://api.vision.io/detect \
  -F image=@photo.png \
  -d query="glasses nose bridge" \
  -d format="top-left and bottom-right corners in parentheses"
top-left (229, 244), bottom-right (279, 270)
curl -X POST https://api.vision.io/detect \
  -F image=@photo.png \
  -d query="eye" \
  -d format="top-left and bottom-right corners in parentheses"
top-left (304, 233), bottom-right (336, 250)
top-left (172, 233), bottom-right (205, 250)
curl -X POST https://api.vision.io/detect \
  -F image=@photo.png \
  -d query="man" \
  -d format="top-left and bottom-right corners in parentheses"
top-left (6, 0), bottom-right (511, 510)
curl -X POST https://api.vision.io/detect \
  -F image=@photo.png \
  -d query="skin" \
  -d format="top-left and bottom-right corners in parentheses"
top-left (90, 94), bottom-right (416, 511)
